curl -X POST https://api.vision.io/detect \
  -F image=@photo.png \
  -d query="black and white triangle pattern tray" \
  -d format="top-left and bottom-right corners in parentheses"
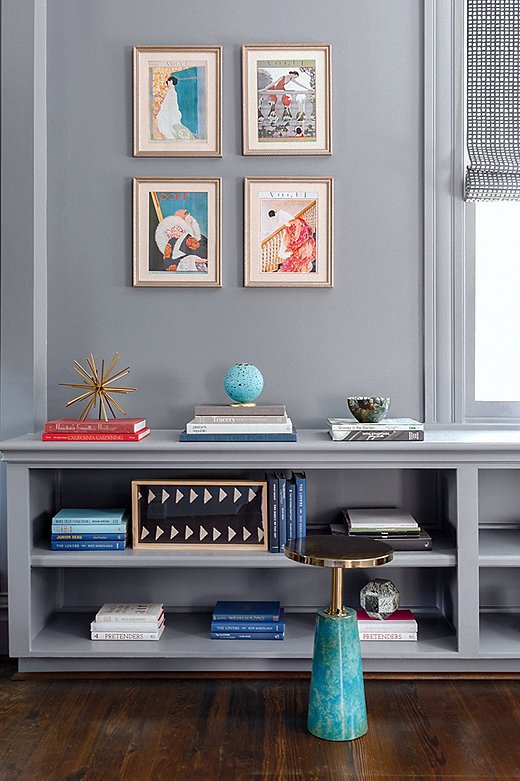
top-left (132, 480), bottom-right (268, 550)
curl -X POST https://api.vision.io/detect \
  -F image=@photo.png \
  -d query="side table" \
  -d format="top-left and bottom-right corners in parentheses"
top-left (284, 535), bottom-right (393, 741)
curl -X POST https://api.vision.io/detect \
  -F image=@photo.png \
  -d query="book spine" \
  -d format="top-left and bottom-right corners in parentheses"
top-left (44, 419), bottom-right (146, 433)
top-left (286, 482), bottom-right (296, 540)
top-left (359, 631), bottom-right (417, 641)
top-left (52, 523), bottom-right (128, 533)
top-left (210, 632), bottom-right (284, 640)
top-left (51, 533), bottom-right (126, 541)
top-left (328, 422), bottom-right (424, 431)
top-left (294, 472), bottom-right (306, 538)
top-left (212, 614), bottom-right (280, 622)
top-left (194, 405), bottom-right (286, 416)
top-left (329, 430), bottom-right (424, 442)
top-left (186, 420), bottom-right (292, 434)
top-left (277, 473), bottom-right (287, 550)
top-left (91, 630), bottom-right (163, 640)
top-left (267, 472), bottom-right (279, 553)
top-left (42, 430), bottom-right (150, 441)
top-left (179, 432), bottom-right (296, 442)
top-left (96, 613), bottom-right (164, 624)
top-left (50, 541), bottom-right (126, 550)
top-left (193, 414), bottom-right (287, 424)
top-left (91, 620), bottom-right (165, 632)
top-left (210, 620), bottom-right (285, 633)
top-left (357, 623), bottom-right (418, 633)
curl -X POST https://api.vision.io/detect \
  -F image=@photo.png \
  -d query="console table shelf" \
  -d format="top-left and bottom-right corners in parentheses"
top-left (3, 427), bottom-right (520, 674)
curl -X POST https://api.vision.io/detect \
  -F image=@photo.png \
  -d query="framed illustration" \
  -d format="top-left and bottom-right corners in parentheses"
top-left (244, 176), bottom-right (333, 287)
top-left (242, 44), bottom-right (331, 156)
top-left (133, 45), bottom-right (222, 157)
top-left (133, 177), bottom-right (221, 287)
top-left (131, 480), bottom-right (268, 551)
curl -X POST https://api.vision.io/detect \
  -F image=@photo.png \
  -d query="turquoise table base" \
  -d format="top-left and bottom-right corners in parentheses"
top-left (307, 607), bottom-right (368, 741)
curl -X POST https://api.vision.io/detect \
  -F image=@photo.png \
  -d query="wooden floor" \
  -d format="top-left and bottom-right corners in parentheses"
top-left (0, 663), bottom-right (520, 780)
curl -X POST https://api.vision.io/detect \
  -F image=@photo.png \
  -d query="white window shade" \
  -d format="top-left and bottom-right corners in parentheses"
top-left (465, 0), bottom-right (520, 201)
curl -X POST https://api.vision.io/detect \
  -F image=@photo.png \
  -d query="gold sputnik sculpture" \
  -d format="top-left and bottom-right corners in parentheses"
top-left (59, 353), bottom-right (137, 422)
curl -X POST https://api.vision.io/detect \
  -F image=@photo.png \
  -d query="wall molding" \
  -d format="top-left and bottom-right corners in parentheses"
top-left (423, 0), bottom-right (466, 423)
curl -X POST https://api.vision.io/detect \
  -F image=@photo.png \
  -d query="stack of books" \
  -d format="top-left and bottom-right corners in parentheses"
top-left (179, 404), bottom-right (297, 442)
top-left (51, 508), bottom-right (129, 551)
top-left (341, 508), bottom-right (432, 551)
top-left (90, 603), bottom-right (165, 641)
top-left (357, 608), bottom-right (418, 641)
top-left (327, 417), bottom-right (424, 442)
top-left (266, 471), bottom-right (306, 552)
top-left (42, 417), bottom-right (150, 442)
top-left (210, 600), bottom-right (285, 640)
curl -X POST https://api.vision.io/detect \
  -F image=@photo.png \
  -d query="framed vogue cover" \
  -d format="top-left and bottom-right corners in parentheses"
top-left (244, 177), bottom-right (333, 288)
top-left (242, 44), bottom-right (331, 156)
top-left (133, 177), bottom-right (222, 287)
top-left (133, 46), bottom-right (222, 157)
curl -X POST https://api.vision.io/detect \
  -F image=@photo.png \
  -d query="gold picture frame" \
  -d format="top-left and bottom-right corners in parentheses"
top-left (242, 44), bottom-right (332, 156)
top-left (133, 177), bottom-right (222, 287)
top-left (131, 479), bottom-right (269, 551)
top-left (133, 45), bottom-right (222, 157)
top-left (244, 176), bottom-right (333, 287)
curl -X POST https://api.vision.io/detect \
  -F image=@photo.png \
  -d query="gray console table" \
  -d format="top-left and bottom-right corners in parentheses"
top-left (2, 428), bottom-right (520, 674)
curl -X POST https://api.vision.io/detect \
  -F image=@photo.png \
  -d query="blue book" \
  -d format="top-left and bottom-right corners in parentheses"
top-left (212, 600), bottom-right (281, 622)
top-left (50, 541), bottom-right (126, 550)
top-left (52, 523), bottom-right (128, 534)
top-left (210, 609), bottom-right (285, 633)
top-left (286, 480), bottom-right (296, 541)
top-left (293, 471), bottom-right (306, 538)
top-left (266, 472), bottom-right (279, 553)
top-left (276, 472), bottom-right (287, 551)
top-left (179, 430), bottom-right (297, 442)
top-left (52, 508), bottom-right (127, 524)
top-left (51, 533), bottom-right (127, 541)
top-left (210, 632), bottom-right (284, 640)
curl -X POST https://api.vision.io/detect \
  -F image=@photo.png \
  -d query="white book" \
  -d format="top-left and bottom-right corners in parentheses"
top-left (90, 618), bottom-right (165, 633)
top-left (357, 621), bottom-right (418, 633)
top-left (194, 414), bottom-right (288, 424)
top-left (91, 626), bottom-right (165, 641)
top-left (95, 603), bottom-right (164, 623)
top-left (328, 417), bottom-right (424, 431)
top-left (359, 631), bottom-right (417, 641)
top-left (185, 418), bottom-right (293, 434)
top-left (346, 508), bottom-right (420, 529)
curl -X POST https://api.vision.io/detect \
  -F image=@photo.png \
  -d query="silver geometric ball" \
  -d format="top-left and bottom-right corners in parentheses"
top-left (360, 578), bottom-right (400, 619)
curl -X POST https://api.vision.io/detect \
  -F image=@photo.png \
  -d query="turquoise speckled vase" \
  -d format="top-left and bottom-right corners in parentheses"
top-left (307, 608), bottom-right (368, 741)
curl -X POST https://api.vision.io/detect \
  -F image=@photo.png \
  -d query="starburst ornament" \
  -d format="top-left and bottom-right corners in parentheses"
top-left (59, 353), bottom-right (137, 422)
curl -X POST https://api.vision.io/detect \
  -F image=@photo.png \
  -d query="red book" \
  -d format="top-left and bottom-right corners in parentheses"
top-left (42, 429), bottom-right (151, 442)
top-left (44, 418), bottom-right (147, 434)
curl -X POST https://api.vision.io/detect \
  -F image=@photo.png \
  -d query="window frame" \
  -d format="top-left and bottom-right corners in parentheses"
top-left (425, 0), bottom-right (520, 425)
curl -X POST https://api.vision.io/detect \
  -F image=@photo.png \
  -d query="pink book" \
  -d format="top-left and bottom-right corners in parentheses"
top-left (44, 417), bottom-right (147, 433)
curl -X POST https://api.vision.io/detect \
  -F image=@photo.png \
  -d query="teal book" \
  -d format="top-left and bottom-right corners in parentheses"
top-left (52, 508), bottom-right (127, 524)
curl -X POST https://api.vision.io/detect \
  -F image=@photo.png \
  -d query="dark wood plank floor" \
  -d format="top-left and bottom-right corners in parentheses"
top-left (0, 662), bottom-right (519, 780)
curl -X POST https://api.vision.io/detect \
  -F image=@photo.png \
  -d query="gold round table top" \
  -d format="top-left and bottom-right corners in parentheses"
top-left (284, 535), bottom-right (394, 569)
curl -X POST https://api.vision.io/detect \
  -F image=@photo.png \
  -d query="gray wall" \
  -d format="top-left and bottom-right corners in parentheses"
top-left (45, 0), bottom-right (423, 429)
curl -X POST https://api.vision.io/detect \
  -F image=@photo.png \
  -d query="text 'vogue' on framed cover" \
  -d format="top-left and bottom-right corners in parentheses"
top-left (242, 44), bottom-right (331, 156)
top-left (131, 480), bottom-right (268, 551)
top-left (133, 177), bottom-right (221, 287)
top-left (244, 176), bottom-right (333, 287)
top-left (133, 46), bottom-right (222, 157)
